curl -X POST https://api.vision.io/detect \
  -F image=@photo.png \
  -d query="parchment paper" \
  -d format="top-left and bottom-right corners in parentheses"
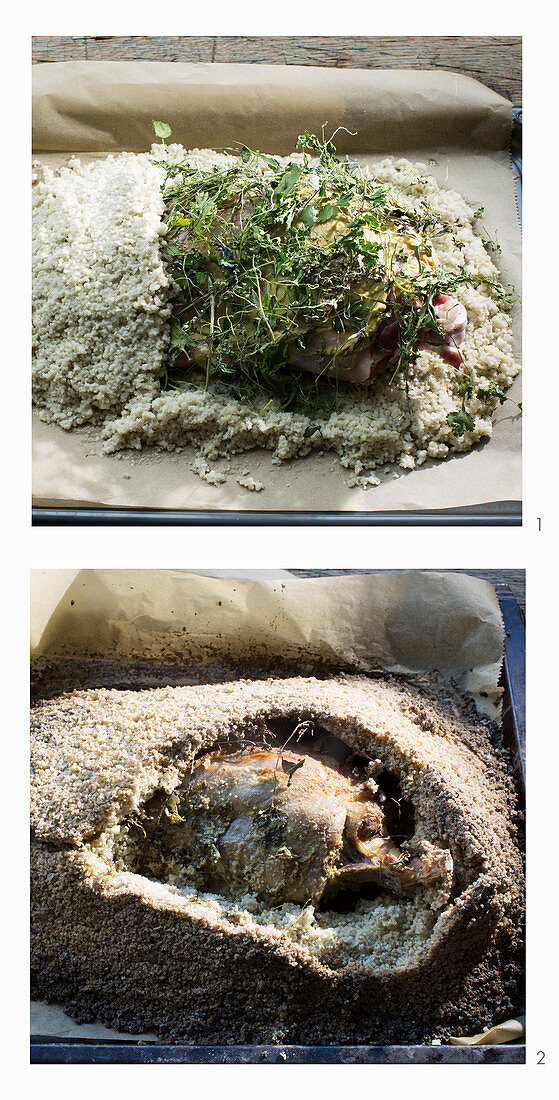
top-left (31, 569), bottom-right (504, 710)
top-left (31, 568), bottom-right (505, 1041)
top-left (32, 63), bottom-right (521, 514)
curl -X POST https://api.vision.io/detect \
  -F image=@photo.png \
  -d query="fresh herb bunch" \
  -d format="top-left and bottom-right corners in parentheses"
top-left (150, 122), bottom-right (515, 424)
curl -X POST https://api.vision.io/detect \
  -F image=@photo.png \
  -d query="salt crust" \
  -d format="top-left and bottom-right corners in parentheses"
top-left (31, 675), bottom-right (522, 974)
top-left (32, 146), bottom-right (520, 488)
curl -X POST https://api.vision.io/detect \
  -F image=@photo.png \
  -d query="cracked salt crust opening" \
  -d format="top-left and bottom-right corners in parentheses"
top-left (31, 676), bottom-right (522, 974)
top-left (96, 823), bottom-right (450, 973)
top-left (102, 735), bottom-right (454, 972)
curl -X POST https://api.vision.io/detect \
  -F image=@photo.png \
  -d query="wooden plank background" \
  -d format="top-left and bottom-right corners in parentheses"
top-left (31, 37), bottom-right (522, 103)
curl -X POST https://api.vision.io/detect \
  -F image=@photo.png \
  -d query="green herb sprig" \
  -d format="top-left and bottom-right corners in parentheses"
top-left (446, 371), bottom-right (476, 437)
top-left (152, 120), bottom-right (172, 141)
top-left (150, 126), bottom-right (516, 418)
top-left (446, 371), bottom-right (522, 438)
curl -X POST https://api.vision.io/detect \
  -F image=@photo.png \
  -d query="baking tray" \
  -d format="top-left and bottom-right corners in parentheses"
top-left (30, 583), bottom-right (525, 1064)
top-left (31, 114), bottom-right (522, 528)
top-left (32, 506), bottom-right (522, 526)
top-left (30, 1043), bottom-right (524, 1064)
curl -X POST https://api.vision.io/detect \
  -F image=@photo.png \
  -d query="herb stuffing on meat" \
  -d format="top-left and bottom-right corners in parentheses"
top-left (153, 125), bottom-right (519, 431)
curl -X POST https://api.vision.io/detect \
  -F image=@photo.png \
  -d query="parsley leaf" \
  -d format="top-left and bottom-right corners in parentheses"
top-left (316, 202), bottom-right (335, 223)
top-left (299, 206), bottom-right (317, 228)
top-left (477, 381), bottom-right (522, 412)
top-left (152, 120), bottom-right (172, 140)
top-left (446, 408), bottom-right (475, 436)
top-left (273, 164), bottom-right (303, 200)
top-left (457, 372), bottom-right (474, 399)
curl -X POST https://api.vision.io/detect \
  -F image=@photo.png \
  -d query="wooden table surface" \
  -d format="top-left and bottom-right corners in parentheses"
top-left (289, 570), bottom-right (525, 613)
top-left (32, 37), bottom-right (521, 103)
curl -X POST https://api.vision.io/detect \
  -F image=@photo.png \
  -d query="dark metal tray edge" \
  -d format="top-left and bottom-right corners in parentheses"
top-left (32, 507), bottom-right (522, 527)
top-left (30, 1042), bottom-right (525, 1064)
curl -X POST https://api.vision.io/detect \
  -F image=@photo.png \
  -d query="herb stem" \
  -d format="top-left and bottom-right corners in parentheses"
top-left (206, 273), bottom-right (215, 390)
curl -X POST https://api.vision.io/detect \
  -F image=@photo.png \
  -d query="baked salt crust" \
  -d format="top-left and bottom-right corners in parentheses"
top-left (31, 674), bottom-right (524, 1044)
top-left (32, 143), bottom-right (520, 491)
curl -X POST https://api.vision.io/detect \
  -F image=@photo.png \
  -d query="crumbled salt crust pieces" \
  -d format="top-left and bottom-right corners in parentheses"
top-left (236, 472), bottom-right (264, 492)
top-left (32, 146), bottom-right (520, 489)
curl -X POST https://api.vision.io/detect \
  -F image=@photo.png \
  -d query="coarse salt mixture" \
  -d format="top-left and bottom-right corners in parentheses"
top-left (32, 145), bottom-right (520, 489)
